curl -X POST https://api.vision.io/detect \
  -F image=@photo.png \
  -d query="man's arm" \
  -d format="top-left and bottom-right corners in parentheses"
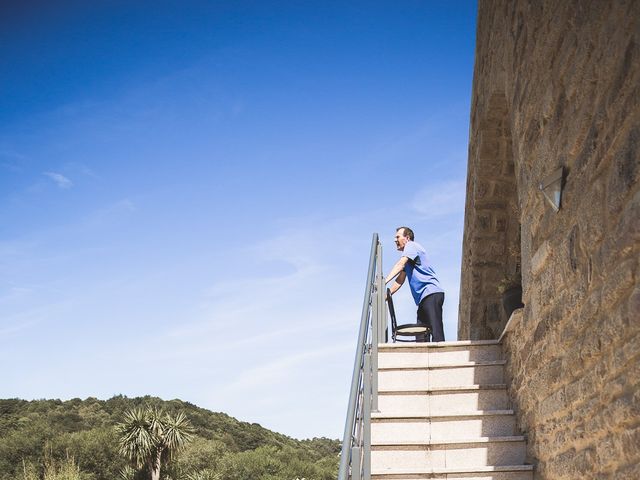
top-left (388, 270), bottom-right (406, 295)
top-left (385, 256), bottom-right (409, 289)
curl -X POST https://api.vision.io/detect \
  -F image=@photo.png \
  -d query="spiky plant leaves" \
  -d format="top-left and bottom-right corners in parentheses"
top-left (118, 465), bottom-right (136, 480)
top-left (116, 406), bottom-right (195, 480)
top-left (162, 412), bottom-right (195, 459)
top-left (116, 408), bottom-right (157, 469)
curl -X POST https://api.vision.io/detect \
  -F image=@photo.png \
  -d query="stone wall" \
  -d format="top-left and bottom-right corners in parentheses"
top-left (459, 0), bottom-right (640, 477)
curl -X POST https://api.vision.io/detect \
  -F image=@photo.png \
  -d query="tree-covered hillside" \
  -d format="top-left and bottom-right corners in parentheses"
top-left (0, 396), bottom-right (340, 480)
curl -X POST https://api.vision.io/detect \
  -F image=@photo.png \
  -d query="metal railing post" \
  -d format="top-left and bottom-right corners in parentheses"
top-left (371, 241), bottom-right (383, 412)
top-left (376, 242), bottom-right (386, 343)
top-left (371, 285), bottom-right (378, 351)
top-left (370, 280), bottom-right (379, 413)
top-left (351, 446), bottom-right (362, 480)
top-left (363, 352), bottom-right (372, 480)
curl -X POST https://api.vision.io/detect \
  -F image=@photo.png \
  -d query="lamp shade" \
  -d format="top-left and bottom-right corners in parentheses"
top-left (539, 167), bottom-right (564, 211)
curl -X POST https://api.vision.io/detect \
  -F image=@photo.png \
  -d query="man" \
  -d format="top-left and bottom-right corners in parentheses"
top-left (385, 226), bottom-right (445, 342)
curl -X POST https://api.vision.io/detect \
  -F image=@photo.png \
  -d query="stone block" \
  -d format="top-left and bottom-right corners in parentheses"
top-left (378, 369), bottom-right (428, 392)
top-left (544, 448), bottom-right (578, 479)
top-left (616, 424), bottom-right (640, 464)
top-left (429, 343), bottom-right (504, 364)
top-left (475, 179), bottom-right (492, 199)
top-left (371, 440), bottom-right (527, 472)
top-left (621, 333), bottom-right (640, 368)
top-left (598, 308), bottom-right (634, 364)
top-left (599, 258), bottom-right (635, 308)
top-left (371, 418), bottom-right (430, 444)
top-left (430, 414), bottom-right (517, 440)
top-left (377, 393), bottom-right (428, 417)
top-left (627, 284), bottom-right (640, 318)
top-left (606, 126), bottom-right (640, 216)
top-left (595, 435), bottom-right (619, 470)
top-left (378, 350), bottom-right (429, 369)
top-left (611, 189), bottom-right (640, 257)
top-left (577, 175), bottom-right (606, 246)
top-left (614, 461), bottom-right (640, 480)
top-left (578, 331), bottom-right (604, 365)
top-left (538, 388), bottom-right (567, 420)
top-left (443, 440), bottom-right (527, 468)
top-left (442, 471), bottom-right (533, 480)
top-left (530, 241), bottom-right (551, 275)
top-left (572, 447), bottom-right (597, 476)
top-left (429, 388), bottom-right (510, 414)
top-left (429, 364), bottom-right (505, 389)
top-left (601, 392), bottom-right (640, 429)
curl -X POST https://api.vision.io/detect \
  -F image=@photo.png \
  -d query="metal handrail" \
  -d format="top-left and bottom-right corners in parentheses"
top-left (338, 233), bottom-right (387, 480)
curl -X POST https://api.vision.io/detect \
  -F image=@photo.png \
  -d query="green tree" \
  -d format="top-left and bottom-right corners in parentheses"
top-left (116, 407), bottom-right (194, 480)
top-left (171, 437), bottom-right (227, 479)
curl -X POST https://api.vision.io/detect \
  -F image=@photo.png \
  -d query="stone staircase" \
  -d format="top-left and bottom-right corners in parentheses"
top-left (371, 340), bottom-right (533, 480)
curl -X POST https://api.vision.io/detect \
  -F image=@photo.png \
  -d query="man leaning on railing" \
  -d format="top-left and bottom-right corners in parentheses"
top-left (384, 226), bottom-right (445, 342)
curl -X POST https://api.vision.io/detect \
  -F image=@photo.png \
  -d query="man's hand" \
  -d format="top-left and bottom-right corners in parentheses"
top-left (388, 271), bottom-right (406, 296)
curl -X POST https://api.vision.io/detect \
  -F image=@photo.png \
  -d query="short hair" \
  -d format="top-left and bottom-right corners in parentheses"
top-left (396, 226), bottom-right (414, 241)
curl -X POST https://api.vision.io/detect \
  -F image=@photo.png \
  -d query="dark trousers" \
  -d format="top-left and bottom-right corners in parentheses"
top-left (416, 292), bottom-right (445, 342)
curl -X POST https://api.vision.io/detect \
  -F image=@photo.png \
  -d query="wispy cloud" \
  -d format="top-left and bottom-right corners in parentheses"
top-left (220, 342), bottom-right (354, 394)
top-left (66, 162), bottom-right (99, 179)
top-left (82, 198), bottom-right (136, 227)
top-left (0, 319), bottom-right (40, 339)
top-left (43, 171), bottom-right (73, 189)
top-left (410, 179), bottom-right (466, 219)
top-left (0, 298), bottom-right (74, 340)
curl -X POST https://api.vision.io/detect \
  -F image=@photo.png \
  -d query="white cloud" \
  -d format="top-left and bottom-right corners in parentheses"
top-left (43, 171), bottom-right (73, 189)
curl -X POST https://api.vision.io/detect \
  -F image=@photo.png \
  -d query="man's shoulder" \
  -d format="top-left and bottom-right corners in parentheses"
top-left (402, 241), bottom-right (424, 260)
top-left (405, 240), bottom-right (425, 253)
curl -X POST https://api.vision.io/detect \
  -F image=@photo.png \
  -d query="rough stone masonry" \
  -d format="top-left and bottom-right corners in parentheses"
top-left (458, 1), bottom-right (639, 478)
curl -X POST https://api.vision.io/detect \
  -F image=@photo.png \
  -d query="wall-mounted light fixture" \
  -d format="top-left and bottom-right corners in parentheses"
top-left (539, 166), bottom-right (564, 211)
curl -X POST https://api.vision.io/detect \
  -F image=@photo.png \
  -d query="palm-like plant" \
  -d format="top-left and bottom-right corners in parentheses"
top-left (117, 407), bottom-right (195, 480)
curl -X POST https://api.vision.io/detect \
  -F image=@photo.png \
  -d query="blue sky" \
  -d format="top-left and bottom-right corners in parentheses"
top-left (0, 1), bottom-right (477, 439)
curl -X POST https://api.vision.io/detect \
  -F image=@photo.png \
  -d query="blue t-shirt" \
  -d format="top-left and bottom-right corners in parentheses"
top-left (401, 240), bottom-right (444, 304)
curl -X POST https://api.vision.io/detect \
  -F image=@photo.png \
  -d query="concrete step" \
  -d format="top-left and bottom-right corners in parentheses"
top-left (371, 410), bottom-right (517, 443)
top-left (371, 437), bottom-right (526, 473)
top-left (378, 361), bottom-right (505, 391)
top-left (378, 340), bottom-right (503, 368)
top-left (377, 385), bottom-right (509, 416)
top-left (371, 464), bottom-right (534, 480)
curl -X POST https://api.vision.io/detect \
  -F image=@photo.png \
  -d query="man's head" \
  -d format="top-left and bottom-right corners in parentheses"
top-left (394, 226), bottom-right (414, 251)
